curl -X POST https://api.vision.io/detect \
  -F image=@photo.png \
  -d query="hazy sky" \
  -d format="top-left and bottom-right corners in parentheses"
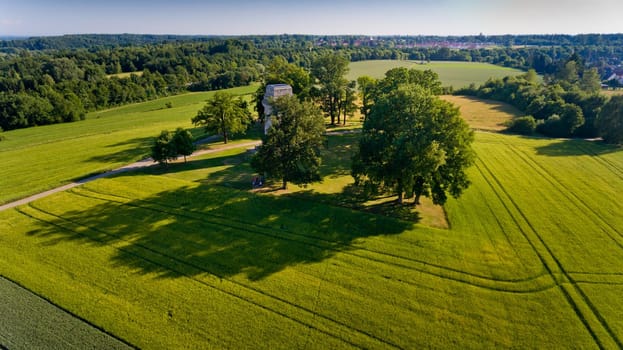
top-left (1, 0), bottom-right (622, 37)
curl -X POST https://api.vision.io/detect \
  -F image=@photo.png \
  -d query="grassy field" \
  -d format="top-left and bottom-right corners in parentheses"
top-left (602, 89), bottom-right (623, 97)
top-left (106, 71), bottom-right (144, 79)
top-left (441, 95), bottom-right (523, 131)
top-left (1, 128), bottom-right (622, 348)
top-left (0, 85), bottom-right (257, 204)
top-left (347, 60), bottom-right (526, 88)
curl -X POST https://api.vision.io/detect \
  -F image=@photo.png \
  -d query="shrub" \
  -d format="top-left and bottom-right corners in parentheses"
top-left (506, 116), bottom-right (537, 135)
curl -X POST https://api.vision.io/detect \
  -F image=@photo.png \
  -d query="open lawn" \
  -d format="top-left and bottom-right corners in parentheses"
top-left (1, 131), bottom-right (622, 348)
top-left (347, 60), bottom-right (526, 88)
top-left (0, 85), bottom-right (257, 204)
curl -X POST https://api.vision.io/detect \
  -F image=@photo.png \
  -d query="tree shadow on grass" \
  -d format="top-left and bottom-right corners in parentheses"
top-left (24, 179), bottom-right (413, 281)
top-left (85, 136), bottom-right (154, 164)
top-left (321, 133), bottom-right (359, 179)
top-left (534, 138), bottom-right (622, 157)
top-left (286, 185), bottom-right (423, 223)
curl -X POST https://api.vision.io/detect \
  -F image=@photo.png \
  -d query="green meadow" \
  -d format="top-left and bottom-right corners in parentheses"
top-left (0, 85), bottom-right (256, 204)
top-left (1, 127), bottom-right (622, 348)
top-left (347, 60), bottom-right (525, 88)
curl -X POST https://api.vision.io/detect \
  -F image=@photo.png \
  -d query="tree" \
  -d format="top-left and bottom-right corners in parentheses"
top-left (537, 103), bottom-right (584, 137)
top-left (251, 96), bottom-right (325, 189)
top-left (254, 56), bottom-right (313, 122)
top-left (172, 127), bottom-right (195, 162)
top-left (192, 91), bottom-right (251, 144)
top-left (556, 60), bottom-right (579, 86)
top-left (339, 80), bottom-right (358, 125)
top-left (579, 67), bottom-right (601, 93)
top-left (357, 76), bottom-right (377, 121)
top-left (265, 56), bottom-right (311, 96)
top-left (352, 79), bottom-right (475, 206)
top-left (506, 116), bottom-right (537, 135)
top-left (597, 95), bottom-right (623, 144)
top-left (151, 130), bottom-right (178, 165)
top-left (312, 53), bottom-right (350, 125)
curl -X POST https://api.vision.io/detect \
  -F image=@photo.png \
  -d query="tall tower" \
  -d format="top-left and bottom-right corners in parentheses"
top-left (262, 84), bottom-right (293, 134)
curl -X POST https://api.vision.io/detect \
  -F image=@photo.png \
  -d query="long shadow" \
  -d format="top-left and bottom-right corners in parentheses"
top-left (23, 129), bottom-right (414, 282)
top-left (322, 133), bottom-right (359, 178)
top-left (86, 136), bottom-right (154, 164)
top-left (24, 179), bottom-right (412, 281)
top-left (535, 138), bottom-right (622, 157)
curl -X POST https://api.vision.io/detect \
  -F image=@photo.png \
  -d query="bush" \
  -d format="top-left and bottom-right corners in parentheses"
top-left (537, 114), bottom-right (566, 137)
top-left (506, 116), bottom-right (537, 135)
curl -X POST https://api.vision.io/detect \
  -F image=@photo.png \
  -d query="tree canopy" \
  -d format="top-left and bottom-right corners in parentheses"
top-left (151, 130), bottom-right (178, 165)
top-left (172, 127), bottom-right (196, 162)
top-left (597, 95), bottom-right (623, 144)
top-left (251, 95), bottom-right (325, 189)
top-left (192, 91), bottom-right (251, 144)
top-left (311, 53), bottom-right (350, 125)
top-left (352, 68), bottom-right (475, 205)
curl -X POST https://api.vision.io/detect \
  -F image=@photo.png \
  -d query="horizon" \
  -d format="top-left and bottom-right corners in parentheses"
top-left (2, 32), bottom-right (623, 40)
top-left (2, 0), bottom-right (623, 37)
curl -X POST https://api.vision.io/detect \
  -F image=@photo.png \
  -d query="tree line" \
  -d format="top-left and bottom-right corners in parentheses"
top-left (2, 34), bottom-right (623, 132)
top-left (455, 53), bottom-right (623, 142)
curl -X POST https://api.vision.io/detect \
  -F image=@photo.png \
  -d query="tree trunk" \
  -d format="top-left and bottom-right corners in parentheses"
top-left (223, 131), bottom-right (228, 144)
top-left (397, 192), bottom-right (403, 204)
top-left (414, 192), bottom-right (422, 206)
top-left (183, 155), bottom-right (187, 163)
top-left (282, 178), bottom-right (287, 190)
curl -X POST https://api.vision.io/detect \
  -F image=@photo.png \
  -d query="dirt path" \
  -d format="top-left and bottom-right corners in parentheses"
top-left (0, 140), bottom-right (260, 212)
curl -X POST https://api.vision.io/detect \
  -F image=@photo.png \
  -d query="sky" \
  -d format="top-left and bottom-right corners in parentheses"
top-left (1, 0), bottom-right (622, 37)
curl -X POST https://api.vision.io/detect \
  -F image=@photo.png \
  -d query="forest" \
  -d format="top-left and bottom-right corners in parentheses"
top-left (1, 34), bottom-right (622, 132)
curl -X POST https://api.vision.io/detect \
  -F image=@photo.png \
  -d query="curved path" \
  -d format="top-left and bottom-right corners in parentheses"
top-left (0, 140), bottom-right (261, 213)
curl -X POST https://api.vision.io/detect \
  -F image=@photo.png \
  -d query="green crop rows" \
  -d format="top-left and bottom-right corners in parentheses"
top-left (1, 131), bottom-right (622, 348)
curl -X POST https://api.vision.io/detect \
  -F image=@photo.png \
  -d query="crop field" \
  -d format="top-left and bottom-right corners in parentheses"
top-left (347, 60), bottom-right (525, 88)
top-left (0, 85), bottom-right (256, 204)
top-left (1, 129), bottom-right (622, 348)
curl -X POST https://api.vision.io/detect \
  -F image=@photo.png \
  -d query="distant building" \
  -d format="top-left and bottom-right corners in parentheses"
top-left (262, 84), bottom-right (293, 134)
top-left (606, 73), bottom-right (623, 85)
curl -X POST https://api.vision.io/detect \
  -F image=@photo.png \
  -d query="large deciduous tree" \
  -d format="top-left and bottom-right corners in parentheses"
top-left (351, 70), bottom-right (474, 205)
top-left (251, 96), bottom-right (325, 189)
top-left (253, 56), bottom-right (312, 122)
top-left (357, 75), bottom-right (377, 121)
top-left (597, 95), bottom-right (623, 144)
top-left (151, 130), bottom-right (178, 165)
top-left (173, 127), bottom-right (196, 162)
top-left (312, 53), bottom-right (350, 125)
top-left (192, 91), bottom-right (251, 144)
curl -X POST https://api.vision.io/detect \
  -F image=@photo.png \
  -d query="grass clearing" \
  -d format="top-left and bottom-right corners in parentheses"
top-left (347, 60), bottom-right (526, 88)
top-left (442, 95), bottom-right (524, 131)
top-left (602, 89), bottom-right (623, 97)
top-left (0, 85), bottom-right (257, 204)
top-left (1, 130), bottom-right (622, 348)
top-left (106, 71), bottom-right (144, 79)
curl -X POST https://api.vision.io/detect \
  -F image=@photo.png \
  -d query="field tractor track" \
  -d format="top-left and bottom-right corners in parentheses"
top-left (574, 143), bottom-right (623, 182)
top-left (507, 144), bottom-right (623, 249)
top-left (70, 186), bottom-right (556, 293)
top-left (476, 154), bottom-right (622, 349)
top-left (17, 204), bottom-right (400, 350)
